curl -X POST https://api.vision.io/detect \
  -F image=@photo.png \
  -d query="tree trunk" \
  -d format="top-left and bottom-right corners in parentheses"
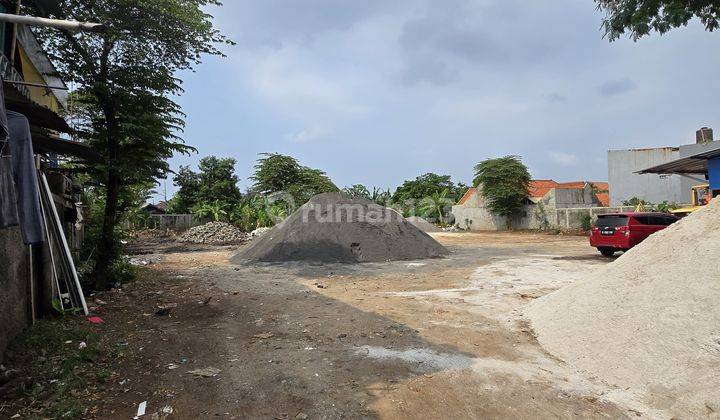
top-left (92, 169), bottom-right (120, 290)
top-left (91, 99), bottom-right (120, 290)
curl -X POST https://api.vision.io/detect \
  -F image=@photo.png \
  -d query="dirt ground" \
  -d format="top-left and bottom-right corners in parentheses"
top-left (2, 232), bottom-right (650, 419)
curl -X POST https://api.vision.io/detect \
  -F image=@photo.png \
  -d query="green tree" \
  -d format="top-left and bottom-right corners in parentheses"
top-left (473, 156), bottom-right (531, 223)
top-left (196, 156), bottom-right (242, 206)
top-left (251, 153), bottom-right (303, 194)
top-left (596, 0), bottom-right (720, 40)
top-left (343, 184), bottom-right (372, 200)
top-left (29, 1), bottom-right (231, 289)
top-left (170, 166), bottom-right (201, 213)
top-left (418, 189), bottom-right (453, 225)
top-left (392, 173), bottom-right (461, 204)
top-left (171, 156), bottom-right (242, 213)
top-left (251, 153), bottom-right (338, 205)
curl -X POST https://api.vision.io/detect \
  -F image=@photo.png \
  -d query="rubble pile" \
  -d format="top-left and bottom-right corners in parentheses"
top-left (177, 222), bottom-right (248, 244)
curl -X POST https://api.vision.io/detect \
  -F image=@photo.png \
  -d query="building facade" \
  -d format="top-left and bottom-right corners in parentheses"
top-left (0, 0), bottom-right (96, 361)
top-left (608, 128), bottom-right (718, 206)
top-left (452, 180), bottom-right (622, 231)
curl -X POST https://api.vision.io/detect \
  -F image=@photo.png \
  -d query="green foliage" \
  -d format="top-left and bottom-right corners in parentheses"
top-left (193, 200), bottom-right (229, 222)
top-left (343, 184), bottom-right (372, 200)
top-left (533, 202), bottom-right (551, 230)
top-left (418, 189), bottom-right (454, 225)
top-left (170, 166), bottom-right (201, 213)
top-left (371, 187), bottom-right (393, 205)
top-left (393, 173), bottom-right (461, 204)
top-left (171, 156), bottom-right (242, 213)
top-left (7, 319), bottom-right (111, 418)
top-left (596, 0), bottom-right (720, 41)
top-left (656, 201), bottom-right (680, 213)
top-left (28, 1), bottom-right (231, 289)
top-left (580, 213), bottom-right (593, 231)
top-left (230, 194), bottom-right (289, 232)
top-left (473, 156), bottom-right (531, 219)
top-left (622, 197), bottom-right (649, 207)
top-left (251, 153), bottom-right (338, 205)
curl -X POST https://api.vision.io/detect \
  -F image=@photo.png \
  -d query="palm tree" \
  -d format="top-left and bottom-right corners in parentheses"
top-left (418, 189), bottom-right (453, 225)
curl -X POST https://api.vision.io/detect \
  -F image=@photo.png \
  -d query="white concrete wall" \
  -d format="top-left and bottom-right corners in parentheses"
top-left (452, 199), bottom-right (635, 231)
top-left (608, 148), bottom-right (685, 206)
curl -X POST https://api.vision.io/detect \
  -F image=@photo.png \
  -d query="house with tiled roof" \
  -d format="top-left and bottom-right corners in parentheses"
top-left (452, 180), bottom-right (626, 231)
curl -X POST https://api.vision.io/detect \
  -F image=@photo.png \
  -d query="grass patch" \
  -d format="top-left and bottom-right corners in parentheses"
top-left (1, 318), bottom-right (118, 419)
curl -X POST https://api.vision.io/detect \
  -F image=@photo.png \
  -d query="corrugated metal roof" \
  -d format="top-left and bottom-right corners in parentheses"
top-left (637, 145), bottom-right (720, 175)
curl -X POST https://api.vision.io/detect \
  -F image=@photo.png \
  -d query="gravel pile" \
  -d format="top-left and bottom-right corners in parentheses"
top-left (232, 193), bottom-right (448, 264)
top-left (405, 216), bottom-right (442, 232)
top-left (178, 222), bottom-right (248, 244)
top-left (525, 198), bottom-right (720, 417)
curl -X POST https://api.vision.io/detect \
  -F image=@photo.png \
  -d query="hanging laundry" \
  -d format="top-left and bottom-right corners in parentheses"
top-left (0, 156), bottom-right (19, 228)
top-left (6, 110), bottom-right (46, 244)
top-left (0, 77), bottom-right (16, 230)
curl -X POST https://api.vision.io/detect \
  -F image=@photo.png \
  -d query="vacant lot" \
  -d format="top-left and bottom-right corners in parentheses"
top-left (3, 232), bottom-right (649, 419)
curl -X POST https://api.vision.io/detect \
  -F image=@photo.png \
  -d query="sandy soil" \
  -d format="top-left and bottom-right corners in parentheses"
top-left (7, 231), bottom-right (653, 419)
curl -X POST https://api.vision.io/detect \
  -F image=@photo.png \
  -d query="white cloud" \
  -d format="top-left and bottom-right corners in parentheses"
top-left (548, 151), bottom-right (580, 167)
top-left (289, 126), bottom-right (330, 143)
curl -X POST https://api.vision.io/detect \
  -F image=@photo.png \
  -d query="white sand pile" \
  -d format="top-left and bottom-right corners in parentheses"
top-left (525, 198), bottom-right (720, 416)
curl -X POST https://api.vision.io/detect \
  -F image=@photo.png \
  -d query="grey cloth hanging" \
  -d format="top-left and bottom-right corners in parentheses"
top-left (0, 80), bottom-right (18, 230)
top-left (7, 110), bottom-right (45, 244)
top-left (0, 156), bottom-right (19, 228)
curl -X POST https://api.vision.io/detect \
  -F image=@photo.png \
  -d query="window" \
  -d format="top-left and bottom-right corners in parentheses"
top-left (595, 215), bottom-right (629, 228)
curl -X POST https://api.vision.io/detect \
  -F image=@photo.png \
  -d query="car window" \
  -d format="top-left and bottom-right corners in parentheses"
top-left (595, 215), bottom-right (629, 228)
top-left (664, 216), bottom-right (679, 226)
top-left (632, 216), bottom-right (650, 225)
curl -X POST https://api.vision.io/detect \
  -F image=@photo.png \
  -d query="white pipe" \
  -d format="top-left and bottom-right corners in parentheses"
top-left (0, 13), bottom-right (104, 33)
top-left (40, 172), bottom-right (88, 315)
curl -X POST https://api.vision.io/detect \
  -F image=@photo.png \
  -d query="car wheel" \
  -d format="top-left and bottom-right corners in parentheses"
top-left (599, 248), bottom-right (615, 257)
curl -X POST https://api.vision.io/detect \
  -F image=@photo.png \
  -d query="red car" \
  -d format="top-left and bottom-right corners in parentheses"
top-left (589, 212), bottom-right (679, 257)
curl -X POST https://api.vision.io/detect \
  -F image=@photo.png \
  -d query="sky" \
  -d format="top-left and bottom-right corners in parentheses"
top-left (155, 0), bottom-right (720, 201)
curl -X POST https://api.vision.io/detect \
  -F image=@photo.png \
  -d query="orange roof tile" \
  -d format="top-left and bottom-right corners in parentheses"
top-left (528, 180), bottom-right (558, 198)
top-left (596, 193), bottom-right (610, 207)
top-left (457, 187), bottom-right (476, 205)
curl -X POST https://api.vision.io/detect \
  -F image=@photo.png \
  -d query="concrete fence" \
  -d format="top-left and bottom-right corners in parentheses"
top-left (124, 214), bottom-right (201, 232)
top-left (554, 206), bottom-right (636, 230)
top-left (453, 204), bottom-right (637, 231)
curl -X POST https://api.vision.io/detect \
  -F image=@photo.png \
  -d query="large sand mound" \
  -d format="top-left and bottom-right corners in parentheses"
top-left (525, 198), bottom-right (720, 416)
top-left (231, 193), bottom-right (449, 263)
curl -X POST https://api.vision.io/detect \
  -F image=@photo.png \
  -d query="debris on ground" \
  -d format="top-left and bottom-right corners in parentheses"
top-left (135, 401), bottom-right (147, 419)
top-left (232, 192), bottom-right (449, 263)
top-left (154, 303), bottom-right (177, 316)
top-left (151, 405), bottom-right (174, 420)
top-left (526, 198), bottom-right (720, 417)
top-left (178, 222), bottom-right (248, 244)
top-left (249, 226), bottom-right (271, 238)
top-left (252, 332), bottom-right (274, 340)
top-left (188, 367), bottom-right (222, 377)
top-left (405, 216), bottom-right (442, 232)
